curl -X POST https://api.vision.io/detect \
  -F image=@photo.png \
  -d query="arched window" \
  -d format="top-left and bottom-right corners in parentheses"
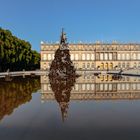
top-left (82, 63), bottom-right (85, 69)
top-left (100, 63), bottom-right (104, 70)
top-left (87, 63), bottom-right (90, 69)
top-left (91, 63), bottom-right (94, 69)
top-left (134, 62), bottom-right (137, 68)
top-left (118, 62), bottom-right (121, 68)
top-left (127, 62), bottom-right (130, 68)
top-left (110, 63), bottom-right (113, 70)
top-left (105, 63), bottom-right (108, 70)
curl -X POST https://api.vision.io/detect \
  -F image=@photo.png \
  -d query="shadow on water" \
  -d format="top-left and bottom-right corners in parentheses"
top-left (0, 76), bottom-right (40, 121)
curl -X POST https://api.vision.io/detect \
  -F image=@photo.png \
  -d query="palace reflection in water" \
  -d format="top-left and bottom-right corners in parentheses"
top-left (41, 74), bottom-right (140, 101)
top-left (41, 73), bottom-right (140, 120)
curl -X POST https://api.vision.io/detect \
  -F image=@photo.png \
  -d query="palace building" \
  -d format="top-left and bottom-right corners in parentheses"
top-left (40, 42), bottom-right (140, 71)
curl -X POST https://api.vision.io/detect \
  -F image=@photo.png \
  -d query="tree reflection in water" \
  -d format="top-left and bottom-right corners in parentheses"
top-left (49, 76), bottom-right (76, 122)
top-left (0, 76), bottom-right (40, 121)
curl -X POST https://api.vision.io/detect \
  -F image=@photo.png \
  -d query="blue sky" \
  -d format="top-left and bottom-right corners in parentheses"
top-left (0, 0), bottom-right (140, 52)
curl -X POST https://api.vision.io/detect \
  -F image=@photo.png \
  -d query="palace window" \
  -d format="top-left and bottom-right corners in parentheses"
top-left (126, 62), bottom-right (130, 68)
top-left (118, 62), bottom-right (121, 68)
top-left (83, 63), bottom-right (85, 69)
top-left (82, 54), bottom-right (86, 60)
top-left (87, 63), bottom-right (90, 68)
top-left (122, 62), bottom-right (125, 68)
top-left (91, 54), bottom-right (95, 60)
top-left (43, 63), bottom-right (47, 69)
top-left (132, 84), bottom-right (137, 90)
top-left (104, 53), bottom-right (108, 60)
top-left (122, 53), bottom-right (125, 60)
top-left (122, 84), bottom-right (125, 90)
top-left (118, 53), bottom-right (121, 60)
top-left (138, 54), bottom-right (140, 60)
top-left (100, 53), bottom-right (104, 60)
top-left (100, 84), bottom-right (104, 91)
top-left (48, 54), bottom-right (52, 60)
top-left (43, 54), bottom-right (47, 60)
top-left (117, 84), bottom-right (121, 90)
top-left (126, 84), bottom-right (129, 90)
top-left (48, 84), bottom-right (51, 91)
top-left (126, 53), bottom-right (130, 60)
top-left (75, 54), bottom-right (79, 60)
top-left (71, 54), bottom-right (74, 60)
top-left (110, 63), bottom-right (113, 69)
top-left (87, 54), bottom-right (90, 60)
top-left (96, 53), bottom-right (100, 60)
top-left (109, 53), bottom-right (113, 60)
top-left (82, 84), bottom-right (86, 90)
top-left (91, 63), bottom-right (94, 69)
top-left (133, 53), bottom-right (137, 60)
top-left (134, 62), bottom-right (137, 68)
top-left (113, 53), bottom-right (117, 60)
top-left (87, 84), bottom-right (90, 90)
top-left (52, 54), bottom-right (54, 60)
top-left (104, 84), bottom-right (108, 91)
top-left (91, 84), bottom-right (95, 90)
top-left (75, 84), bottom-right (79, 90)
top-left (109, 84), bottom-right (113, 91)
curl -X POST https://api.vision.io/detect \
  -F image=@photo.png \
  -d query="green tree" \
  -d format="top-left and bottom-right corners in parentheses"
top-left (0, 27), bottom-right (40, 72)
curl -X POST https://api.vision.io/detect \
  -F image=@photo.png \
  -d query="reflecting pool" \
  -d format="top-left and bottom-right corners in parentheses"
top-left (1, 74), bottom-right (140, 140)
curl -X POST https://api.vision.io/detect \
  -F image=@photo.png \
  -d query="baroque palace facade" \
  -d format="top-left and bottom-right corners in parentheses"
top-left (41, 42), bottom-right (140, 70)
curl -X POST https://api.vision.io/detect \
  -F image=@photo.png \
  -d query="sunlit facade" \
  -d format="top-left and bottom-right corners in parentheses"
top-left (40, 42), bottom-right (140, 70)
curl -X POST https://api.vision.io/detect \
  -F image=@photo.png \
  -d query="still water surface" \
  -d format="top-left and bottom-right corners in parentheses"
top-left (0, 75), bottom-right (140, 140)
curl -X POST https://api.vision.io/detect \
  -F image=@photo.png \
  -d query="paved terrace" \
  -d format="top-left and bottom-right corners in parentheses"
top-left (0, 69), bottom-right (140, 78)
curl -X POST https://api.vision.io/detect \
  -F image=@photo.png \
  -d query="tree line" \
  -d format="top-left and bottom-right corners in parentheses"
top-left (0, 28), bottom-right (40, 72)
